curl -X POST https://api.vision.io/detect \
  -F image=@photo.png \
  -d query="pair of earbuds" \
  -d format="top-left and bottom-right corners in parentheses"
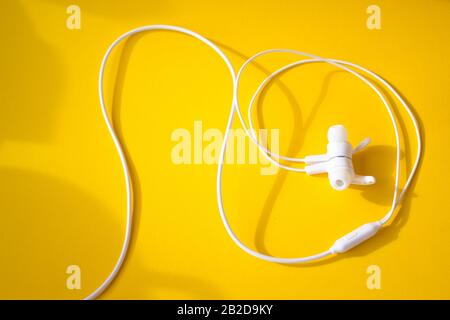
top-left (89, 25), bottom-right (422, 299)
top-left (305, 124), bottom-right (375, 191)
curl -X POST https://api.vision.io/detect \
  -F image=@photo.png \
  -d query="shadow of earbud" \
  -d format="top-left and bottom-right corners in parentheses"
top-left (352, 145), bottom-right (407, 206)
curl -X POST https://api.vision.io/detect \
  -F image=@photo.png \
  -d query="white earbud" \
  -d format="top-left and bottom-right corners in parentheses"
top-left (305, 125), bottom-right (376, 191)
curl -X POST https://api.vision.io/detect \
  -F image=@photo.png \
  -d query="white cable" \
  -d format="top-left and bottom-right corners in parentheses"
top-left (92, 25), bottom-right (236, 300)
top-left (94, 25), bottom-right (421, 299)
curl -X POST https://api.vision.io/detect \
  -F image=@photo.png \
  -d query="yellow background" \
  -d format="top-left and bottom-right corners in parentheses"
top-left (0, 0), bottom-right (449, 299)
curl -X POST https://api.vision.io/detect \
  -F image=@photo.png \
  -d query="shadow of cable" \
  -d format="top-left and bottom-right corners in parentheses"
top-left (253, 70), bottom-right (342, 256)
top-left (102, 31), bottom-right (224, 298)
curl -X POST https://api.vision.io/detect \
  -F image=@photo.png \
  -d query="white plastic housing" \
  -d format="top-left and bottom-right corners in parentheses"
top-left (305, 125), bottom-right (376, 191)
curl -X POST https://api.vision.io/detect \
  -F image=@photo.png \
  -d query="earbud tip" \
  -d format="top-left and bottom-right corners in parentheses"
top-left (328, 125), bottom-right (348, 142)
top-left (329, 168), bottom-right (351, 191)
top-left (365, 176), bottom-right (376, 184)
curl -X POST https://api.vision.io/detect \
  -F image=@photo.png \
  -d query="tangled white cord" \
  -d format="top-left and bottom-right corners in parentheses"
top-left (91, 25), bottom-right (421, 300)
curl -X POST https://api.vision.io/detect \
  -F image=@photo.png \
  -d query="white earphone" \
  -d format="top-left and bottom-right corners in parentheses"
top-left (305, 125), bottom-right (375, 191)
top-left (90, 25), bottom-right (422, 300)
